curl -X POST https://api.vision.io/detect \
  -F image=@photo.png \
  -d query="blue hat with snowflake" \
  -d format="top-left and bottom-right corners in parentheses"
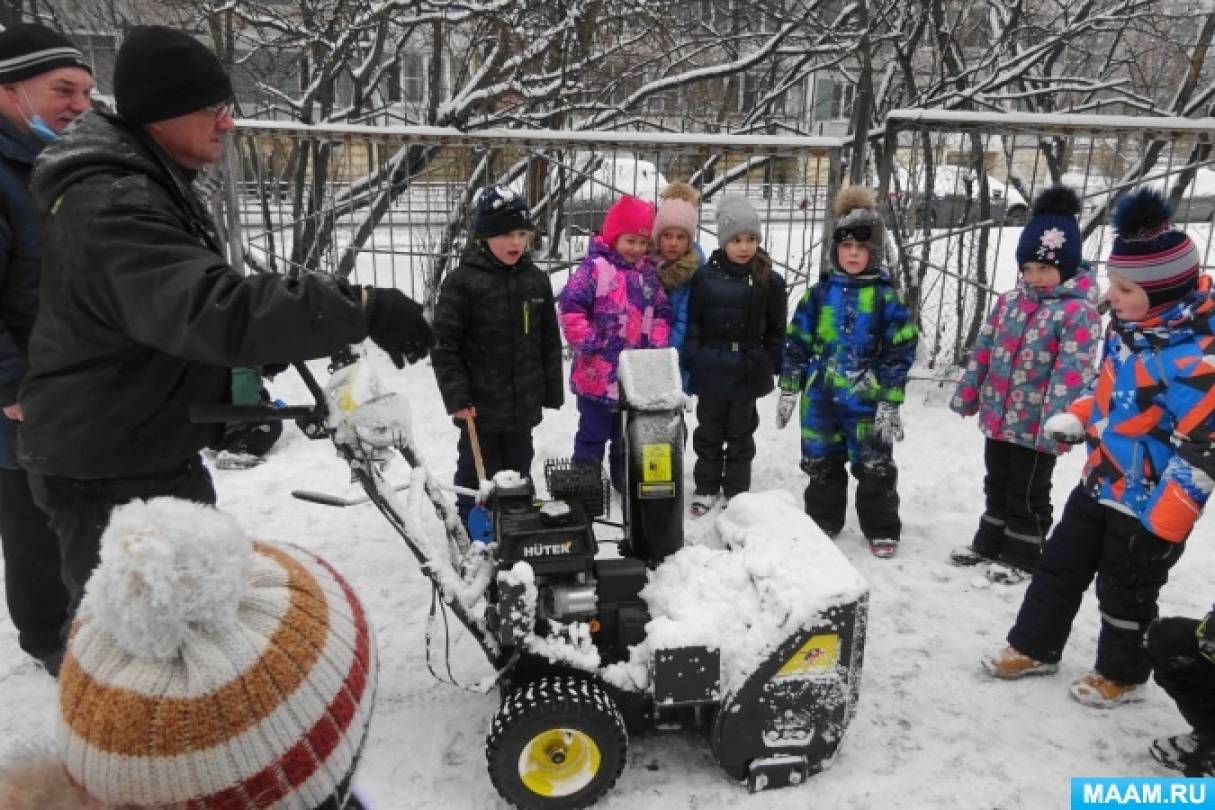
top-left (472, 184), bottom-right (534, 238)
top-left (1015, 186), bottom-right (1083, 281)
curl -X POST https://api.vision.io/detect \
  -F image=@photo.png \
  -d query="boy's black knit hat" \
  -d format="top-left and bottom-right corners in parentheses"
top-left (472, 184), bottom-right (534, 238)
top-left (114, 26), bottom-right (233, 124)
top-left (0, 23), bottom-right (90, 84)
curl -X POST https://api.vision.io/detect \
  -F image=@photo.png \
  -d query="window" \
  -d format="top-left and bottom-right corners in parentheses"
top-left (401, 52), bottom-right (425, 104)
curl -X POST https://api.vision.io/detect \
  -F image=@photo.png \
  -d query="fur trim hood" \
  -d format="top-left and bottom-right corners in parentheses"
top-left (658, 249), bottom-right (700, 292)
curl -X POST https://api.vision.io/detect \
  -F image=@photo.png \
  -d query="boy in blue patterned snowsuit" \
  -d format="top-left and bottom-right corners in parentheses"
top-left (777, 186), bottom-right (918, 556)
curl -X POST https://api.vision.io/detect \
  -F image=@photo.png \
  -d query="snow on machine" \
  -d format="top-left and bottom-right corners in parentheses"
top-left (193, 347), bottom-right (868, 809)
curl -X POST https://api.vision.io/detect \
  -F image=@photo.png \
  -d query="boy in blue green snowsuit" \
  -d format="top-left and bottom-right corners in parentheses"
top-left (776, 186), bottom-right (918, 556)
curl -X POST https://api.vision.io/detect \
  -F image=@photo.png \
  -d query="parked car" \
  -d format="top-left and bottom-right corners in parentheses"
top-left (563, 154), bottom-right (669, 233)
top-left (1149, 168), bottom-right (1215, 223)
top-left (888, 165), bottom-right (1027, 228)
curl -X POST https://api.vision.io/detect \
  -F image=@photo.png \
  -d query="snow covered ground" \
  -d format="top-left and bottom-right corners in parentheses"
top-left (1, 348), bottom-right (1211, 810)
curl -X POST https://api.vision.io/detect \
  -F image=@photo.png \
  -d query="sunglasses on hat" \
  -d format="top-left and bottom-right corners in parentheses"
top-left (833, 225), bottom-right (872, 243)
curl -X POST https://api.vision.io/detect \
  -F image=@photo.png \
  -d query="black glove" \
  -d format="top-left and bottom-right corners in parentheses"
top-left (1127, 529), bottom-right (1178, 563)
top-left (364, 287), bottom-right (434, 368)
top-left (1197, 607), bottom-right (1215, 664)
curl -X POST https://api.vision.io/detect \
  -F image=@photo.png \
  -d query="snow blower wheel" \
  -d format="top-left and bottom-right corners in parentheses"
top-left (486, 675), bottom-right (627, 809)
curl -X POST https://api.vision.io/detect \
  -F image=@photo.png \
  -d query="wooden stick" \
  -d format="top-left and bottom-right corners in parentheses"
top-left (467, 413), bottom-right (487, 483)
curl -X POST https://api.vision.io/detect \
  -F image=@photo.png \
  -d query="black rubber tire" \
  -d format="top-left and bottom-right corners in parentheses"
top-left (486, 675), bottom-right (628, 809)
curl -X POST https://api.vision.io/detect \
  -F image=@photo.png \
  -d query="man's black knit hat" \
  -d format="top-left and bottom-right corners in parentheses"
top-left (0, 23), bottom-right (90, 84)
top-left (114, 26), bottom-right (232, 124)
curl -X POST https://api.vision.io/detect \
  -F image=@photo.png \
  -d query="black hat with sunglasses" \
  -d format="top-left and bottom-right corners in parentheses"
top-left (113, 26), bottom-right (233, 124)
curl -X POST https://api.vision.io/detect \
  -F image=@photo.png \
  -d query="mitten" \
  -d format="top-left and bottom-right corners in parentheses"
top-left (1127, 529), bottom-right (1178, 563)
top-left (874, 401), bottom-right (904, 443)
top-left (1176, 436), bottom-right (1215, 479)
top-left (1043, 412), bottom-right (1085, 444)
top-left (1197, 607), bottom-right (1215, 664)
top-left (364, 287), bottom-right (435, 368)
top-left (775, 391), bottom-right (798, 429)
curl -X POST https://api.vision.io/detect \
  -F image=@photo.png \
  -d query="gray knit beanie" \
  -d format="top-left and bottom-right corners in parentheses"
top-left (716, 195), bottom-right (762, 245)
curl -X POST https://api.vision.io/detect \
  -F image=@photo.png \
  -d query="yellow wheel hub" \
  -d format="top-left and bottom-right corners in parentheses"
top-left (518, 727), bottom-right (601, 798)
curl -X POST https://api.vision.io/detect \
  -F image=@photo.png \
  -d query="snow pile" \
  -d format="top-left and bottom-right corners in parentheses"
top-left (618, 348), bottom-right (684, 411)
top-left (603, 490), bottom-right (867, 692)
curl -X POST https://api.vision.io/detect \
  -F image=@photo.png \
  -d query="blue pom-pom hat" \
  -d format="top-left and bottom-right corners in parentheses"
top-left (1015, 185), bottom-right (1083, 281)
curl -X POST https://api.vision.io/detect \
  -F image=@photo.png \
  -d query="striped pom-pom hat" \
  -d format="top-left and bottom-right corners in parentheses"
top-left (1107, 187), bottom-right (1201, 313)
top-left (57, 497), bottom-right (376, 810)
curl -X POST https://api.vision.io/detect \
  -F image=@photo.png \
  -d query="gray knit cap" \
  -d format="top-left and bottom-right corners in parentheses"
top-left (716, 195), bottom-right (762, 245)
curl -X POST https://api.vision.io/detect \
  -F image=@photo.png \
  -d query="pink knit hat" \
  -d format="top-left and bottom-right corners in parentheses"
top-left (601, 195), bottom-right (656, 250)
top-left (652, 197), bottom-right (697, 241)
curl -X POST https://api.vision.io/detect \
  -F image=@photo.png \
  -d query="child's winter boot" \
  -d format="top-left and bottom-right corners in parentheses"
top-left (1151, 732), bottom-right (1215, 777)
top-left (1068, 671), bottom-right (1146, 708)
top-left (997, 526), bottom-right (1043, 574)
top-left (950, 514), bottom-right (1004, 566)
top-left (690, 491), bottom-right (719, 517)
top-left (981, 645), bottom-right (1058, 679)
top-left (867, 537), bottom-right (898, 558)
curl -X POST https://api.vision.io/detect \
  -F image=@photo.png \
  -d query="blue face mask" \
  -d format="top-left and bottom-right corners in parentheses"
top-left (26, 114), bottom-right (58, 143)
top-left (19, 86), bottom-right (59, 143)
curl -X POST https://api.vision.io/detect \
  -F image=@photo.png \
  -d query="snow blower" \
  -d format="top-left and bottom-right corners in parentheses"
top-left (192, 347), bottom-right (868, 809)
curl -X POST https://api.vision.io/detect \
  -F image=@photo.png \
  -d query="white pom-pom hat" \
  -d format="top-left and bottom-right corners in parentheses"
top-left (58, 498), bottom-right (377, 809)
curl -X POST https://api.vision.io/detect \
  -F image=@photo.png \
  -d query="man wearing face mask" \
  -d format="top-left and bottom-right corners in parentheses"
top-left (0, 23), bottom-right (93, 677)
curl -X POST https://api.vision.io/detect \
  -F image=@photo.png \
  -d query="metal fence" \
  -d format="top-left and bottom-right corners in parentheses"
top-left (213, 122), bottom-right (848, 306)
top-left (876, 109), bottom-right (1215, 371)
top-left (212, 112), bottom-right (1215, 374)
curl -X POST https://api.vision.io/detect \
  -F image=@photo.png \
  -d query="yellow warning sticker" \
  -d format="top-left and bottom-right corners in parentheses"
top-left (642, 443), bottom-right (672, 482)
top-left (774, 634), bottom-right (840, 678)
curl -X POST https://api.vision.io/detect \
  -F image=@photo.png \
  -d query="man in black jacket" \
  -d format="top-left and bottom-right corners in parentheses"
top-left (431, 185), bottom-right (563, 525)
top-left (17, 26), bottom-right (432, 661)
top-left (0, 24), bottom-right (94, 675)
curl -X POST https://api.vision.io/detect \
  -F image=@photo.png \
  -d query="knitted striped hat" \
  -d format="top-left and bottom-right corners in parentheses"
top-left (1107, 188), bottom-right (1200, 312)
top-left (58, 498), bottom-right (376, 809)
top-left (0, 24), bottom-right (90, 84)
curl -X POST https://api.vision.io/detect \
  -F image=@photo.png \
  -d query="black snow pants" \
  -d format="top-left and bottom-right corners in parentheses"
top-left (28, 455), bottom-right (216, 664)
top-left (972, 437), bottom-right (1057, 570)
top-left (1007, 485), bottom-right (1184, 684)
top-left (692, 396), bottom-right (758, 498)
top-left (801, 446), bottom-right (901, 541)
top-left (0, 465), bottom-right (68, 671)
top-left (1147, 616), bottom-right (1215, 736)
top-left (453, 424), bottom-right (534, 523)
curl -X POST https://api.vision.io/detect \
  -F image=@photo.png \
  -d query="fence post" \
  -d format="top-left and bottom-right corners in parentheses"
top-left (221, 136), bottom-right (246, 273)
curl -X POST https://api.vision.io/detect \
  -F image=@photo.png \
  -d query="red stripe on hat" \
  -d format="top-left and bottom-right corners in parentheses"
top-left (1108, 239), bottom-right (1195, 268)
top-left (195, 557), bottom-right (372, 808)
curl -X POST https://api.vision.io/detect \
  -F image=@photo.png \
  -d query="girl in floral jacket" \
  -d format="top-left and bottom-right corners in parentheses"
top-left (950, 187), bottom-right (1101, 573)
top-left (559, 195), bottom-right (671, 489)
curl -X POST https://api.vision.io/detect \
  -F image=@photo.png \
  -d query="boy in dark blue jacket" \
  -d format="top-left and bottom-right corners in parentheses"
top-left (778, 186), bottom-right (918, 557)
